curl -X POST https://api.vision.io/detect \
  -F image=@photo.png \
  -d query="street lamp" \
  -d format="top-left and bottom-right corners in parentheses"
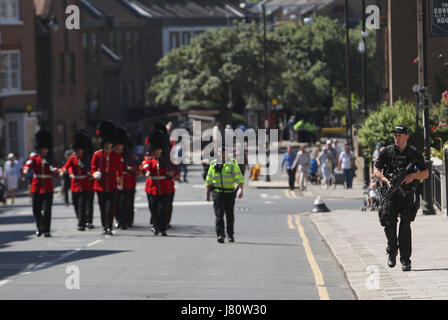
top-left (344, 0), bottom-right (353, 149)
top-left (412, 84), bottom-right (420, 134)
top-left (358, 32), bottom-right (369, 189)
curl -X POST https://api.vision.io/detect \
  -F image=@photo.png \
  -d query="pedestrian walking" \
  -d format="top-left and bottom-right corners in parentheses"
top-left (338, 143), bottom-right (356, 189)
top-left (292, 144), bottom-right (310, 190)
top-left (374, 125), bottom-right (428, 272)
top-left (60, 131), bottom-right (93, 231)
top-left (61, 149), bottom-right (72, 206)
top-left (281, 146), bottom-right (297, 191)
top-left (22, 129), bottom-right (59, 237)
top-left (4, 153), bottom-right (20, 204)
top-left (91, 121), bottom-right (123, 236)
top-left (205, 145), bottom-right (244, 243)
top-left (317, 147), bottom-right (335, 189)
top-left (288, 116), bottom-right (295, 142)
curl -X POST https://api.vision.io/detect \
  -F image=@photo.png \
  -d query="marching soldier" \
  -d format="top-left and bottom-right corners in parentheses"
top-left (141, 127), bottom-right (175, 236)
top-left (91, 121), bottom-right (123, 236)
top-left (81, 129), bottom-right (96, 230)
top-left (60, 131), bottom-right (93, 231)
top-left (115, 127), bottom-right (138, 229)
top-left (205, 145), bottom-right (244, 243)
top-left (22, 129), bottom-right (59, 237)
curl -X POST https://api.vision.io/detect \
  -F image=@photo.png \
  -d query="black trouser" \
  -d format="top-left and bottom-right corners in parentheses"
top-left (147, 193), bottom-right (169, 232)
top-left (287, 168), bottom-right (297, 190)
top-left (382, 194), bottom-right (413, 263)
top-left (32, 192), bottom-right (53, 233)
top-left (72, 191), bottom-right (89, 228)
top-left (129, 189), bottom-right (135, 226)
top-left (86, 191), bottom-right (94, 224)
top-left (63, 174), bottom-right (71, 205)
top-left (165, 192), bottom-right (175, 227)
top-left (213, 192), bottom-right (235, 238)
top-left (97, 191), bottom-right (116, 231)
top-left (117, 189), bottom-right (134, 228)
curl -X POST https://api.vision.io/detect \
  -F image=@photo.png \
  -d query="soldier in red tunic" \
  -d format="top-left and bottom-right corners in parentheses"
top-left (115, 127), bottom-right (138, 229)
top-left (60, 131), bottom-right (93, 231)
top-left (141, 128), bottom-right (175, 236)
top-left (22, 129), bottom-right (59, 237)
top-left (91, 121), bottom-right (123, 236)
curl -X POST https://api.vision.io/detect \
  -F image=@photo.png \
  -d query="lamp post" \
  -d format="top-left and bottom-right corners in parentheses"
top-left (417, 0), bottom-right (436, 215)
top-left (358, 32), bottom-right (369, 188)
top-left (412, 84), bottom-right (420, 134)
top-left (344, 0), bottom-right (353, 149)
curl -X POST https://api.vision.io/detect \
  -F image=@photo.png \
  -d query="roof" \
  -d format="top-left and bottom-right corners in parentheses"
top-left (87, 0), bottom-right (144, 23)
top-left (133, 0), bottom-right (245, 19)
top-left (34, 0), bottom-right (52, 16)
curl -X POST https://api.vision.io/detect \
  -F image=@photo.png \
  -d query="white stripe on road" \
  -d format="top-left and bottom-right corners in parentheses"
top-left (0, 280), bottom-right (10, 287)
top-left (135, 201), bottom-right (211, 208)
top-left (87, 240), bottom-right (103, 247)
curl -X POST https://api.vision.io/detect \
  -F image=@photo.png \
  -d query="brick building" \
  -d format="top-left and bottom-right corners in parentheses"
top-left (0, 0), bottom-right (39, 162)
top-left (34, 0), bottom-right (85, 160)
top-left (377, 0), bottom-right (448, 105)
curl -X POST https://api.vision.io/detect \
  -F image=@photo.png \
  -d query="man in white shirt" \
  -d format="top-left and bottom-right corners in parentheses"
top-left (292, 144), bottom-right (310, 190)
top-left (338, 143), bottom-right (356, 189)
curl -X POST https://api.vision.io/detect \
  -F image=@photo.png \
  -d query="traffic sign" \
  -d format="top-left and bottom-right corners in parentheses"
top-left (430, 0), bottom-right (448, 36)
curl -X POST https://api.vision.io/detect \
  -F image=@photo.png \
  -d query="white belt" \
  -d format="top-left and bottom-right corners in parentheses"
top-left (70, 175), bottom-right (87, 179)
top-left (34, 174), bottom-right (52, 179)
top-left (147, 176), bottom-right (167, 180)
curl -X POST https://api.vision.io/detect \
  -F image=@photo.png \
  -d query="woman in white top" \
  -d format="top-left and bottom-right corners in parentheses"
top-left (4, 153), bottom-right (20, 204)
top-left (337, 144), bottom-right (356, 189)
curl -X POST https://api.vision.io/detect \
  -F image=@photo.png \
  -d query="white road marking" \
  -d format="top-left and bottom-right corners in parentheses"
top-left (86, 240), bottom-right (103, 247)
top-left (0, 280), bottom-right (10, 287)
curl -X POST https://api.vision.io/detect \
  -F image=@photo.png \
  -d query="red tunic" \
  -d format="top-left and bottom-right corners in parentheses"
top-left (61, 153), bottom-right (93, 193)
top-left (23, 153), bottom-right (56, 194)
top-left (91, 150), bottom-right (123, 192)
top-left (121, 154), bottom-right (138, 190)
top-left (141, 156), bottom-right (175, 195)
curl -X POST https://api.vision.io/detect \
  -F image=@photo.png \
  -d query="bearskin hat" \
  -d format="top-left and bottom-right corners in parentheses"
top-left (34, 129), bottom-right (52, 150)
top-left (147, 129), bottom-right (167, 151)
top-left (72, 130), bottom-right (91, 151)
top-left (115, 127), bottom-right (128, 146)
top-left (96, 121), bottom-right (116, 146)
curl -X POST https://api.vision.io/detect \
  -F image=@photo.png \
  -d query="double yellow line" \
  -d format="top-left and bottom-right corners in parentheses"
top-left (288, 214), bottom-right (330, 300)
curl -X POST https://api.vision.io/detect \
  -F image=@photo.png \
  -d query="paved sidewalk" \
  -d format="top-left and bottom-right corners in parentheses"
top-left (310, 208), bottom-right (448, 300)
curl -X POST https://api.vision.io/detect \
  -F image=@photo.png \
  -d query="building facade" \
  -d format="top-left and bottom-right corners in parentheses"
top-left (0, 0), bottom-right (39, 163)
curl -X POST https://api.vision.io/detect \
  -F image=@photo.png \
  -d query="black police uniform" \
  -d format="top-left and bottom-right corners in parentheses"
top-left (375, 143), bottom-right (426, 266)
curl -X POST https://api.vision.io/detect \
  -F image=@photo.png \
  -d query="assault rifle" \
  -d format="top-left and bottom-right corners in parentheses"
top-left (379, 162), bottom-right (415, 205)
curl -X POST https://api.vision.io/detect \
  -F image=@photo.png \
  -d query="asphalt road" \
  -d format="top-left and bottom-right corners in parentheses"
top-left (0, 165), bottom-right (359, 300)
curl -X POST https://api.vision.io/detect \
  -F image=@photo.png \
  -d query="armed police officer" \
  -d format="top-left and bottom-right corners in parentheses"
top-left (205, 145), bottom-right (244, 244)
top-left (373, 125), bottom-right (428, 271)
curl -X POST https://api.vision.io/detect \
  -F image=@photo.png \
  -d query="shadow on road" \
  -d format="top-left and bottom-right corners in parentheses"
top-left (0, 215), bottom-right (35, 225)
top-left (0, 249), bottom-right (127, 281)
top-left (0, 230), bottom-right (35, 250)
top-left (411, 268), bottom-right (448, 272)
top-left (232, 241), bottom-right (298, 248)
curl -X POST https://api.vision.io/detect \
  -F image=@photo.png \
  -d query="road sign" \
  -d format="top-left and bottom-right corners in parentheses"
top-left (430, 0), bottom-right (448, 36)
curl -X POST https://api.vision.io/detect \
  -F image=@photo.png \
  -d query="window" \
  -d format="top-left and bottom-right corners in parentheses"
top-left (82, 33), bottom-right (88, 63)
top-left (0, 51), bottom-right (21, 93)
top-left (169, 32), bottom-right (179, 50)
top-left (0, 0), bottom-right (20, 24)
top-left (182, 31), bottom-right (191, 46)
top-left (92, 33), bottom-right (98, 62)
top-left (126, 31), bottom-right (132, 58)
top-left (120, 82), bottom-right (126, 110)
top-left (109, 31), bottom-right (115, 50)
top-left (67, 53), bottom-right (76, 84)
top-left (134, 30), bottom-right (141, 58)
top-left (121, 30), bottom-right (127, 59)
top-left (55, 53), bottom-right (65, 85)
top-left (116, 31), bottom-right (122, 57)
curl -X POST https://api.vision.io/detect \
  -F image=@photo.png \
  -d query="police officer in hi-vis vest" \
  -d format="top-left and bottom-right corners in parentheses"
top-left (22, 129), bottom-right (60, 237)
top-left (205, 145), bottom-right (244, 243)
top-left (91, 121), bottom-right (123, 236)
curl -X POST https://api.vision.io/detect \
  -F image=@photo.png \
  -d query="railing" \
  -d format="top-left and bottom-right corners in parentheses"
top-left (433, 165), bottom-right (442, 211)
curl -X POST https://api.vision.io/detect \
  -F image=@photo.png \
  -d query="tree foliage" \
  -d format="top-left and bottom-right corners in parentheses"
top-left (147, 16), bottom-right (377, 126)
